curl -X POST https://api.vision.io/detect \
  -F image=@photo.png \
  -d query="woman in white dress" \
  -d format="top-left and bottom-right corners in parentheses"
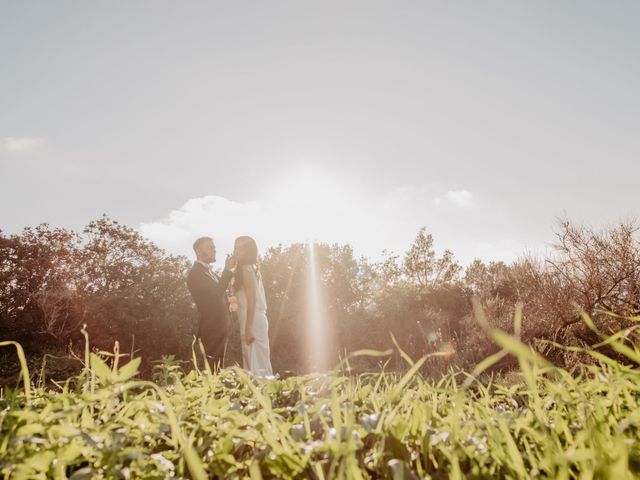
top-left (233, 236), bottom-right (273, 376)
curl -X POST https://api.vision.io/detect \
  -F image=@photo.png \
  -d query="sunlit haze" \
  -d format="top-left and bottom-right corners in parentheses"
top-left (2, 1), bottom-right (639, 264)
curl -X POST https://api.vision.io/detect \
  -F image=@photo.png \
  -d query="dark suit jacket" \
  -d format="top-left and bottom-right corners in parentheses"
top-left (186, 262), bottom-right (234, 343)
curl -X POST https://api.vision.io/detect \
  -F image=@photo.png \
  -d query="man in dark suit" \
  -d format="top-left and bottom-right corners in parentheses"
top-left (186, 236), bottom-right (236, 371)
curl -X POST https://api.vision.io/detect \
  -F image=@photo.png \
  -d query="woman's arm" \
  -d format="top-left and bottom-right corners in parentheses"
top-left (242, 266), bottom-right (257, 345)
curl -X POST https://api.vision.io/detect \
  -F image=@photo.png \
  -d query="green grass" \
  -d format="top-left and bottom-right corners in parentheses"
top-left (1, 310), bottom-right (639, 479)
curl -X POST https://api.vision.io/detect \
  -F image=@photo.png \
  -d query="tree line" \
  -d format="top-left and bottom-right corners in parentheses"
top-left (1, 215), bottom-right (638, 383)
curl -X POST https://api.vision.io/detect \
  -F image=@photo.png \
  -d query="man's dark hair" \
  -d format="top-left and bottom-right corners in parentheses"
top-left (193, 236), bottom-right (214, 254)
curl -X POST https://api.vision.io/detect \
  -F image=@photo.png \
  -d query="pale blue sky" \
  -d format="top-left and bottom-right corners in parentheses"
top-left (1, 1), bottom-right (639, 263)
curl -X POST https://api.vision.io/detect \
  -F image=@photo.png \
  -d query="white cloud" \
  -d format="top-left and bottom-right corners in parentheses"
top-left (0, 137), bottom-right (45, 153)
top-left (446, 190), bottom-right (474, 208)
top-left (140, 170), bottom-right (431, 262)
top-left (139, 172), bottom-right (520, 265)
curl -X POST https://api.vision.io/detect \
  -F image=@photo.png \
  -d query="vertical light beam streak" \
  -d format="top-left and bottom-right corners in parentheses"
top-left (306, 241), bottom-right (327, 371)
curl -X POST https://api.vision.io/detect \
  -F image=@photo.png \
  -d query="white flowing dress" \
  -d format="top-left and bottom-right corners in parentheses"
top-left (236, 266), bottom-right (273, 376)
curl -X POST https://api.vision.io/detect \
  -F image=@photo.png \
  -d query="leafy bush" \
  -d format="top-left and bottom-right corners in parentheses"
top-left (1, 311), bottom-right (639, 479)
top-left (2, 217), bottom-right (639, 379)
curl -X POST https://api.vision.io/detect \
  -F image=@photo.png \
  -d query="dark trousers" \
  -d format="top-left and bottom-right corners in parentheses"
top-left (194, 325), bottom-right (229, 372)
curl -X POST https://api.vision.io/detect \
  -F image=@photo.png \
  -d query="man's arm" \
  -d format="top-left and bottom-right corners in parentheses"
top-left (217, 254), bottom-right (236, 292)
top-left (187, 271), bottom-right (217, 319)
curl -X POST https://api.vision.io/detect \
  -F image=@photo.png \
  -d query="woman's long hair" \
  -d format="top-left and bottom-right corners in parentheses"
top-left (233, 236), bottom-right (260, 293)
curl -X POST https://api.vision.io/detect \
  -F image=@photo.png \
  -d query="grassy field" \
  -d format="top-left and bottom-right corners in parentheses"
top-left (1, 311), bottom-right (639, 479)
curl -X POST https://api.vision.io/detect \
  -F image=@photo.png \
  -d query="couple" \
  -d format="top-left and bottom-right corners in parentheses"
top-left (186, 235), bottom-right (273, 376)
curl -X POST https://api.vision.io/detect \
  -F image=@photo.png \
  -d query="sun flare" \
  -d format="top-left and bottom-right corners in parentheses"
top-left (266, 166), bottom-right (356, 240)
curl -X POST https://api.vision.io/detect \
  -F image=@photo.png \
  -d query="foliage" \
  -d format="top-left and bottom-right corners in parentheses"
top-left (1, 312), bottom-right (639, 479)
top-left (0, 217), bottom-right (193, 378)
top-left (2, 217), bottom-right (639, 380)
